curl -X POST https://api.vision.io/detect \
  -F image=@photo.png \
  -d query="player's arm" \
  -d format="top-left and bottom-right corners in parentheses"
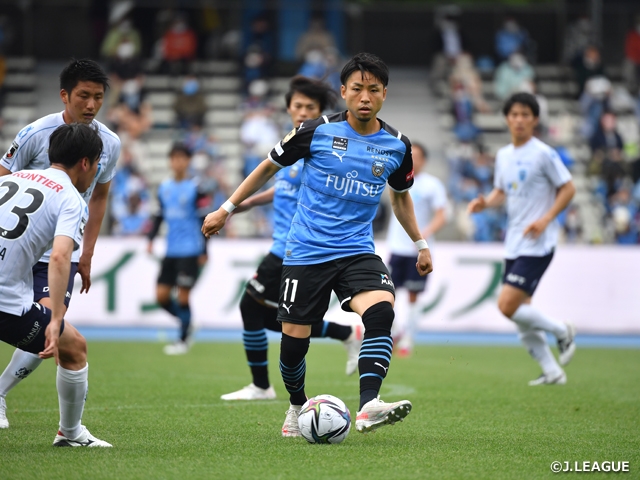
top-left (467, 188), bottom-right (506, 214)
top-left (202, 160), bottom-right (280, 237)
top-left (523, 180), bottom-right (575, 239)
top-left (78, 180), bottom-right (111, 294)
top-left (147, 194), bottom-right (164, 254)
top-left (389, 190), bottom-right (433, 276)
top-left (233, 186), bottom-right (275, 214)
top-left (40, 235), bottom-right (74, 361)
top-left (0, 165), bottom-right (10, 176)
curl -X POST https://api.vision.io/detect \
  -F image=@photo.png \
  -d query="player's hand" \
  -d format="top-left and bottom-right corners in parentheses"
top-left (201, 209), bottom-right (229, 238)
top-left (467, 195), bottom-right (487, 214)
top-left (40, 320), bottom-right (61, 363)
top-left (416, 248), bottom-right (433, 276)
top-left (78, 253), bottom-right (92, 294)
top-left (523, 217), bottom-right (550, 239)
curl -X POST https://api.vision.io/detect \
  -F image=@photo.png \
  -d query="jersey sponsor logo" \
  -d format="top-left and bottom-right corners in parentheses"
top-left (406, 168), bottom-right (414, 183)
top-left (15, 367), bottom-right (33, 379)
top-left (380, 273), bottom-right (394, 287)
top-left (519, 169), bottom-right (527, 181)
top-left (282, 303), bottom-right (292, 314)
top-left (282, 128), bottom-right (296, 144)
top-left (372, 160), bottom-right (385, 177)
top-left (325, 170), bottom-right (383, 198)
top-left (506, 273), bottom-right (526, 285)
top-left (5, 141), bottom-right (19, 159)
top-left (332, 137), bottom-right (348, 151)
top-left (366, 146), bottom-right (391, 156)
top-left (15, 320), bottom-right (42, 348)
top-left (17, 125), bottom-right (33, 139)
top-left (11, 171), bottom-right (64, 192)
top-left (332, 151), bottom-right (346, 163)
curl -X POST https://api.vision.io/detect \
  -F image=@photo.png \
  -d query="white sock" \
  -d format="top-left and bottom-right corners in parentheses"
top-left (399, 302), bottom-right (420, 349)
top-left (0, 349), bottom-right (43, 397)
top-left (517, 326), bottom-right (563, 377)
top-left (57, 363), bottom-right (88, 439)
top-left (511, 304), bottom-right (567, 339)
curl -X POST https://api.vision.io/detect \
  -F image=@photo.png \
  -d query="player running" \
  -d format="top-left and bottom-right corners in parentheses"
top-left (147, 143), bottom-right (209, 355)
top-left (0, 59), bottom-right (120, 429)
top-left (0, 123), bottom-right (111, 446)
top-left (467, 92), bottom-right (577, 386)
top-left (203, 53), bottom-right (432, 435)
top-left (220, 76), bottom-right (363, 402)
top-left (386, 143), bottom-right (447, 357)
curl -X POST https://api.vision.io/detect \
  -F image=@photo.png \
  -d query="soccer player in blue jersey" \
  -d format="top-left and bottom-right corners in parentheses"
top-left (203, 53), bottom-right (432, 435)
top-left (147, 143), bottom-right (209, 355)
top-left (221, 76), bottom-right (363, 402)
top-left (467, 92), bottom-right (577, 386)
top-left (0, 59), bottom-right (120, 429)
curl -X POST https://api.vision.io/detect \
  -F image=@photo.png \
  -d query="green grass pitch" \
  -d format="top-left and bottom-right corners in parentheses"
top-left (0, 341), bottom-right (638, 479)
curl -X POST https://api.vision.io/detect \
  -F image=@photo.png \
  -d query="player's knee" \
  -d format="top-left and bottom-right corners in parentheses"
top-left (361, 301), bottom-right (395, 337)
top-left (498, 298), bottom-right (519, 319)
top-left (58, 329), bottom-right (87, 365)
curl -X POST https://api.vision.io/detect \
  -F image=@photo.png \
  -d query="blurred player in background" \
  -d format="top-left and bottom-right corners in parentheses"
top-left (0, 59), bottom-right (120, 429)
top-left (467, 92), bottom-right (577, 386)
top-left (203, 53), bottom-right (432, 436)
top-left (0, 123), bottom-right (111, 446)
top-left (386, 143), bottom-right (446, 357)
top-left (221, 76), bottom-right (363, 402)
top-left (147, 143), bottom-right (210, 355)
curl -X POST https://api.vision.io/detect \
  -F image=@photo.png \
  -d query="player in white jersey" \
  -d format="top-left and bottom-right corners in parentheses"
top-left (386, 143), bottom-right (447, 357)
top-left (467, 93), bottom-right (577, 386)
top-left (0, 123), bottom-right (111, 446)
top-left (0, 59), bottom-right (120, 428)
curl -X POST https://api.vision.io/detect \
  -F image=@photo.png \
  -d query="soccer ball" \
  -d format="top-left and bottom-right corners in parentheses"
top-left (298, 394), bottom-right (351, 444)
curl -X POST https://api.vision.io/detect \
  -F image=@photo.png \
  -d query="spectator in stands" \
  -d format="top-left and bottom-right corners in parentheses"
top-left (240, 105), bottom-right (280, 179)
top-left (493, 52), bottom-right (535, 101)
top-left (107, 80), bottom-right (151, 142)
top-left (623, 15), bottom-right (640, 95)
top-left (161, 13), bottom-right (198, 76)
top-left (573, 45), bottom-right (605, 97)
top-left (495, 17), bottom-right (530, 61)
top-left (609, 188), bottom-right (638, 244)
top-left (590, 112), bottom-right (624, 154)
top-left (430, 14), bottom-right (468, 88)
top-left (173, 75), bottom-right (207, 130)
top-left (295, 16), bottom-right (338, 61)
top-left (101, 16), bottom-right (142, 60)
top-left (297, 48), bottom-right (342, 94)
top-left (110, 146), bottom-right (151, 235)
top-left (580, 76), bottom-right (612, 139)
top-left (563, 14), bottom-right (593, 65)
top-left (563, 204), bottom-right (582, 243)
top-left (243, 13), bottom-right (275, 88)
top-left (449, 53), bottom-right (491, 113)
top-left (450, 79), bottom-right (481, 142)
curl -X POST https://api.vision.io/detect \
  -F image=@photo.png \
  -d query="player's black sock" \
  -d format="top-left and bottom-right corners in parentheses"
top-left (240, 293), bottom-right (271, 389)
top-left (358, 301), bottom-right (394, 410)
top-left (176, 303), bottom-right (191, 342)
top-left (279, 333), bottom-right (310, 406)
top-left (159, 300), bottom-right (177, 317)
top-left (310, 320), bottom-right (351, 341)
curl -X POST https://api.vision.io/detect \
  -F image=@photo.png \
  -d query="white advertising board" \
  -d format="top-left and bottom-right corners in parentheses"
top-left (64, 238), bottom-right (640, 334)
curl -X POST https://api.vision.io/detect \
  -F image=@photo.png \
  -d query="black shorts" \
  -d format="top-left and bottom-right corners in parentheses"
top-left (503, 251), bottom-right (554, 296)
top-left (32, 261), bottom-right (79, 308)
top-left (245, 252), bottom-right (283, 308)
top-left (388, 254), bottom-right (428, 293)
top-left (277, 253), bottom-right (395, 325)
top-left (0, 303), bottom-right (65, 355)
top-left (158, 256), bottom-right (200, 288)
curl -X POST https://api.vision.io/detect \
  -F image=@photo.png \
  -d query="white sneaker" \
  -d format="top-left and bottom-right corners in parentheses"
top-left (53, 425), bottom-right (112, 447)
top-left (282, 405), bottom-right (302, 437)
top-left (558, 322), bottom-right (576, 366)
top-left (221, 383), bottom-right (276, 401)
top-left (0, 396), bottom-right (8, 429)
top-left (163, 341), bottom-right (190, 355)
top-left (355, 396), bottom-right (412, 433)
top-left (343, 324), bottom-right (363, 376)
top-left (528, 370), bottom-right (567, 386)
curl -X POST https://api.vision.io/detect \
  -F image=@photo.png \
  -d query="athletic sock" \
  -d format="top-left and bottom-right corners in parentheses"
top-left (511, 304), bottom-right (568, 339)
top-left (243, 329), bottom-right (270, 389)
top-left (310, 320), bottom-right (351, 341)
top-left (56, 363), bottom-right (89, 440)
top-left (359, 302), bottom-right (394, 410)
top-left (176, 303), bottom-right (192, 342)
top-left (400, 301), bottom-right (420, 348)
top-left (279, 333), bottom-right (309, 406)
top-left (0, 349), bottom-right (43, 397)
top-left (517, 326), bottom-right (563, 377)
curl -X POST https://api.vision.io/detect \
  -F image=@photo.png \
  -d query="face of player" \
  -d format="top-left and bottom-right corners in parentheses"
top-left (77, 157), bottom-right (100, 193)
top-left (341, 71), bottom-right (386, 125)
top-left (170, 152), bottom-right (190, 179)
top-left (287, 92), bottom-right (321, 128)
top-left (505, 102), bottom-right (538, 145)
top-left (412, 145), bottom-right (426, 173)
top-left (61, 81), bottom-right (105, 124)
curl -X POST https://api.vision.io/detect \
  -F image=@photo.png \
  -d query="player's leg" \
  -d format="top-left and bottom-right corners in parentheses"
top-left (395, 290), bottom-right (420, 357)
top-left (336, 254), bottom-right (412, 433)
top-left (0, 262), bottom-right (77, 428)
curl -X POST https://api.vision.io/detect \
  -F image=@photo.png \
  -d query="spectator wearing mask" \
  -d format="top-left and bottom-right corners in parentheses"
top-left (295, 17), bottom-right (338, 61)
top-left (161, 14), bottom-right (198, 75)
top-left (430, 14), bottom-right (468, 87)
top-left (174, 75), bottom-right (207, 130)
top-left (573, 45), bottom-right (605, 97)
top-left (495, 17), bottom-right (530, 61)
top-left (494, 52), bottom-right (535, 101)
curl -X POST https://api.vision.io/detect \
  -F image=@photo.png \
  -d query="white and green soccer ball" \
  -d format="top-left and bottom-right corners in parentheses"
top-left (298, 394), bottom-right (351, 444)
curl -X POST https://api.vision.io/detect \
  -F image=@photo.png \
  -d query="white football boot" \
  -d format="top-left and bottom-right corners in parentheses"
top-left (163, 341), bottom-right (190, 355)
top-left (281, 405), bottom-right (302, 437)
top-left (53, 426), bottom-right (112, 447)
top-left (528, 370), bottom-right (567, 386)
top-left (558, 322), bottom-right (577, 366)
top-left (355, 396), bottom-right (412, 433)
top-left (221, 383), bottom-right (276, 401)
top-left (0, 396), bottom-right (8, 429)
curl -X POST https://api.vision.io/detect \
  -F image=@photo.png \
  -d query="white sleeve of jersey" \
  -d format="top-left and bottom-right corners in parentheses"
top-left (493, 153), bottom-right (505, 191)
top-left (97, 138), bottom-right (121, 184)
top-left (54, 196), bottom-right (87, 250)
top-left (542, 148), bottom-right (572, 188)
top-left (0, 128), bottom-right (37, 172)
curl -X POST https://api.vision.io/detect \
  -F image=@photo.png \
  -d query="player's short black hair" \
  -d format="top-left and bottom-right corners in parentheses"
top-left (48, 123), bottom-right (103, 168)
top-left (169, 142), bottom-right (192, 158)
top-left (285, 76), bottom-right (337, 112)
top-left (340, 52), bottom-right (389, 87)
top-left (59, 59), bottom-right (109, 95)
top-left (502, 92), bottom-right (540, 118)
top-left (412, 142), bottom-right (428, 159)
